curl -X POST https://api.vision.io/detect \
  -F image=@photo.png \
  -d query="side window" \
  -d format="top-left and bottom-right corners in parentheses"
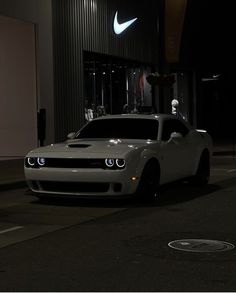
top-left (162, 120), bottom-right (175, 141)
top-left (174, 120), bottom-right (189, 137)
top-left (162, 119), bottom-right (189, 141)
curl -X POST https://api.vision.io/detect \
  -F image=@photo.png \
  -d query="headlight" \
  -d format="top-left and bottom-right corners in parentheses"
top-left (26, 157), bottom-right (46, 168)
top-left (105, 158), bottom-right (115, 168)
top-left (27, 157), bottom-right (36, 167)
top-left (105, 158), bottom-right (126, 169)
top-left (116, 159), bottom-right (126, 168)
top-left (37, 157), bottom-right (46, 166)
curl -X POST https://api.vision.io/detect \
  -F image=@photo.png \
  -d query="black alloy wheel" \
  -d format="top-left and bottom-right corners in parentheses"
top-left (137, 161), bottom-right (160, 200)
top-left (190, 150), bottom-right (210, 186)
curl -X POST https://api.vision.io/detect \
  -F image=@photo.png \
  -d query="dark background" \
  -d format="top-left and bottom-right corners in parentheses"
top-left (179, 0), bottom-right (236, 140)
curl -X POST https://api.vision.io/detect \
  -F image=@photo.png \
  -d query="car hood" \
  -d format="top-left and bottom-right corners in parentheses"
top-left (27, 139), bottom-right (156, 158)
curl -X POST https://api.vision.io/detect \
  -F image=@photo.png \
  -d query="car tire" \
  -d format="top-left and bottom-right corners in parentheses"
top-left (190, 150), bottom-right (210, 186)
top-left (136, 160), bottom-right (160, 200)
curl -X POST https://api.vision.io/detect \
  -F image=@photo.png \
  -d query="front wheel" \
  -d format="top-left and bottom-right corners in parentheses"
top-left (189, 150), bottom-right (210, 186)
top-left (136, 161), bottom-right (160, 200)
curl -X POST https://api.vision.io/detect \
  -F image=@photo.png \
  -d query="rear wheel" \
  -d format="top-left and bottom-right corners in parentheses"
top-left (190, 150), bottom-right (210, 185)
top-left (136, 161), bottom-right (160, 200)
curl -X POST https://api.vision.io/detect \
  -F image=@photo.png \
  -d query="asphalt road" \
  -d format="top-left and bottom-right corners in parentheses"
top-left (0, 156), bottom-right (236, 291)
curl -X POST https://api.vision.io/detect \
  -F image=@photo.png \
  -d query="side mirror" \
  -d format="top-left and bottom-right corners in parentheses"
top-left (67, 132), bottom-right (76, 140)
top-left (170, 132), bottom-right (183, 140)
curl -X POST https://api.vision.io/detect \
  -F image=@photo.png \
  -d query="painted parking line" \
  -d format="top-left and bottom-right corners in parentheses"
top-left (0, 205), bottom-right (127, 249)
top-left (212, 168), bottom-right (236, 173)
top-left (0, 226), bottom-right (24, 235)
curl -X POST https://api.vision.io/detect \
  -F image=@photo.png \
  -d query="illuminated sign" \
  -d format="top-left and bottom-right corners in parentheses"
top-left (113, 11), bottom-right (137, 35)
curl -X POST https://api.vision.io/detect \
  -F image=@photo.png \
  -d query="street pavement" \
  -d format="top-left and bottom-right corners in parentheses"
top-left (0, 158), bottom-right (25, 190)
top-left (0, 155), bottom-right (236, 291)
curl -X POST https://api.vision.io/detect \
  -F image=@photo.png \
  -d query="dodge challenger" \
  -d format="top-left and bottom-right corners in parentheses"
top-left (24, 114), bottom-right (212, 199)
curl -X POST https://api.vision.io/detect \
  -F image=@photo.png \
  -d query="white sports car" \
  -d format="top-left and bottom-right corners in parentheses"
top-left (24, 114), bottom-right (213, 199)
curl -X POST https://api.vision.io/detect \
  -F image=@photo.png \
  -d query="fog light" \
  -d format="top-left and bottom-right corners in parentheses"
top-left (131, 176), bottom-right (138, 181)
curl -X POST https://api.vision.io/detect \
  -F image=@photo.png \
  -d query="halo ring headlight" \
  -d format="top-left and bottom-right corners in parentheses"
top-left (37, 157), bottom-right (46, 166)
top-left (116, 159), bottom-right (126, 168)
top-left (105, 158), bottom-right (115, 168)
top-left (27, 157), bottom-right (36, 167)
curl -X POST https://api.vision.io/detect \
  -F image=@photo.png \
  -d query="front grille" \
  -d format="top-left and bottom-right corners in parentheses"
top-left (44, 158), bottom-right (105, 169)
top-left (38, 181), bottom-right (110, 193)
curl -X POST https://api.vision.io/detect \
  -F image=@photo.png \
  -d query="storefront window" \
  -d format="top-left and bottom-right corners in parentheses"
top-left (84, 51), bottom-right (152, 121)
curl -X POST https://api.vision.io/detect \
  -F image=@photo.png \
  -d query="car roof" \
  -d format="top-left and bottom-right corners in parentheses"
top-left (93, 113), bottom-right (174, 121)
top-left (92, 113), bottom-right (193, 130)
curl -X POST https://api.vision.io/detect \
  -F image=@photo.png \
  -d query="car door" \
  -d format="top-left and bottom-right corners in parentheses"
top-left (159, 118), bottom-right (193, 183)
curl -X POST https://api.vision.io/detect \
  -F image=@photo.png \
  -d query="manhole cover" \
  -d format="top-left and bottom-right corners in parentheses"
top-left (168, 239), bottom-right (235, 252)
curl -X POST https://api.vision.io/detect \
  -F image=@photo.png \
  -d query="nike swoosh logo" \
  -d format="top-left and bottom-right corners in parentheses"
top-left (113, 11), bottom-right (137, 35)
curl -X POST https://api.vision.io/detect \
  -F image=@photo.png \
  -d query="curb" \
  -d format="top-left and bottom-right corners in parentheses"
top-left (213, 151), bottom-right (236, 157)
top-left (0, 180), bottom-right (27, 191)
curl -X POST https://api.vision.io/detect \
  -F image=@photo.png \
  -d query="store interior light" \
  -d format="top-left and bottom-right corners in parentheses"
top-left (202, 73), bottom-right (221, 82)
top-left (213, 74), bottom-right (221, 79)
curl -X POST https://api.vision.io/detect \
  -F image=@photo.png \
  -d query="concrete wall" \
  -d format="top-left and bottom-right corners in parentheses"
top-left (0, 16), bottom-right (37, 156)
top-left (0, 0), bottom-right (54, 145)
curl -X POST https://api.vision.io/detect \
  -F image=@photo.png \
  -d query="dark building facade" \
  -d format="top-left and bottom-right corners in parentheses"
top-left (0, 0), bottom-right (161, 156)
top-left (52, 0), bottom-right (161, 141)
top-left (3, 0), bottom-right (231, 156)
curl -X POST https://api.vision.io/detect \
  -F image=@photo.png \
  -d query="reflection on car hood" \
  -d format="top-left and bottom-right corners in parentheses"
top-left (27, 139), bottom-right (157, 158)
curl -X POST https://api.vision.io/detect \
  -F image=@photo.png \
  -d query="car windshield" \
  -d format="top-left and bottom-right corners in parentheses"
top-left (76, 118), bottom-right (159, 140)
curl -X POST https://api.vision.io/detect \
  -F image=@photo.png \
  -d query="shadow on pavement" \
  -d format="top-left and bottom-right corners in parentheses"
top-left (27, 174), bottom-right (236, 208)
top-left (28, 177), bottom-right (234, 209)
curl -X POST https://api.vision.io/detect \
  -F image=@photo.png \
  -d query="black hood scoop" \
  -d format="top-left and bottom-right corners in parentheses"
top-left (67, 143), bottom-right (91, 148)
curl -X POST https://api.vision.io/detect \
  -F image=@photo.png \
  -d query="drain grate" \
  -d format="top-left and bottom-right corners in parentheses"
top-left (168, 239), bottom-right (235, 253)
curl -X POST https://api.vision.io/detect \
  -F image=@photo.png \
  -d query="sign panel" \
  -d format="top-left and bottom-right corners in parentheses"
top-left (165, 0), bottom-right (187, 63)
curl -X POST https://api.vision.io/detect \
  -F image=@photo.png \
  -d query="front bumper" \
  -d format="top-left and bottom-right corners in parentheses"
top-left (24, 167), bottom-right (140, 197)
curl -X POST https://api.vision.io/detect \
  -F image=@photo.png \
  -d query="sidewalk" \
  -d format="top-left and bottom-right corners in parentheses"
top-left (0, 142), bottom-right (236, 191)
top-left (212, 140), bottom-right (236, 157)
top-left (0, 158), bottom-right (26, 190)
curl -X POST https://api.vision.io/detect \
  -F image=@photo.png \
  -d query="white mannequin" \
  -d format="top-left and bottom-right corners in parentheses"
top-left (171, 98), bottom-right (179, 115)
top-left (85, 108), bottom-right (93, 121)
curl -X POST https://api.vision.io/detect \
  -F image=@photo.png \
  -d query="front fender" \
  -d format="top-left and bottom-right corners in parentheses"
top-left (126, 147), bottom-right (160, 179)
